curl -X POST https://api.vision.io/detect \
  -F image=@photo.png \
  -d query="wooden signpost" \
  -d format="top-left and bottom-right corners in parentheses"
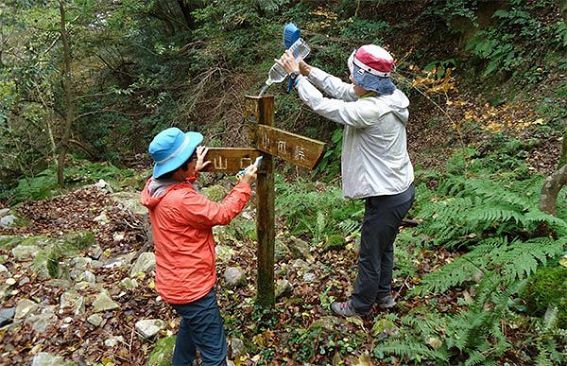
top-left (204, 95), bottom-right (325, 308)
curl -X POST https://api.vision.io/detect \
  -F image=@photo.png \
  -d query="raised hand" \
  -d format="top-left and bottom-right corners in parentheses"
top-left (195, 146), bottom-right (211, 172)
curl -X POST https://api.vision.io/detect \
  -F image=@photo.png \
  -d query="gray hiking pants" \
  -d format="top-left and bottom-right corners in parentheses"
top-left (351, 184), bottom-right (415, 314)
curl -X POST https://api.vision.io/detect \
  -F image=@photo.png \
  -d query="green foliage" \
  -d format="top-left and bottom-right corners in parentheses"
top-left (387, 142), bottom-right (567, 365)
top-left (462, 0), bottom-right (564, 81)
top-left (313, 128), bottom-right (342, 178)
top-left (416, 176), bottom-right (566, 248)
top-left (523, 264), bottom-right (567, 328)
top-left (275, 174), bottom-right (363, 243)
top-left (413, 237), bottom-right (565, 295)
top-left (2, 158), bottom-right (135, 203)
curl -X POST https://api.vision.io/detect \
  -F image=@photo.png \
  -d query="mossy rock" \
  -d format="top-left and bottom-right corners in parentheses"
top-left (63, 231), bottom-right (96, 251)
top-left (523, 264), bottom-right (567, 328)
top-left (32, 231), bottom-right (95, 279)
top-left (148, 336), bottom-right (176, 366)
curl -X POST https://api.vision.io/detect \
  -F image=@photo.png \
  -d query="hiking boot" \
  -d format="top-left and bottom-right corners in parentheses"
top-left (331, 300), bottom-right (358, 317)
top-left (376, 295), bottom-right (396, 309)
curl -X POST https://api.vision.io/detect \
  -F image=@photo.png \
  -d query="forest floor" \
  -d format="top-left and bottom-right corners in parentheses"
top-left (0, 66), bottom-right (564, 366)
top-left (0, 181), bottom-right (463, 365)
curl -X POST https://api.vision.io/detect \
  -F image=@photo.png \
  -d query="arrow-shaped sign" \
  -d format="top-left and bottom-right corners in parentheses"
top-left (256, 125), bottom-right (325, 170)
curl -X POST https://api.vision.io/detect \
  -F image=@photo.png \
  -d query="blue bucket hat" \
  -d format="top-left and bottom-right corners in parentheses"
top-left (348, 45), bottom-right (396, 95)
top-left (148, 127), bottom-right (203, 178)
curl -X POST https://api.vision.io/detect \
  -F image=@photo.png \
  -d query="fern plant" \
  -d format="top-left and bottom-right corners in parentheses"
top-left (416, 176), bottom-right (566, 248)
top-left (414, 236), bottom-right (565, 296)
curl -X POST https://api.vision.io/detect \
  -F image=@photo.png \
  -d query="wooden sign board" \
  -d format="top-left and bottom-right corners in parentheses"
top-left (256, 125), bottom-right (325, 170)
top-left (202, 147), bottom-right (261, 173)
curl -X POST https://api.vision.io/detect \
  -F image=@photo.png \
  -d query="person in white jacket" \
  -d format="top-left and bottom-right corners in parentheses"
top-left (278, 44), bottom-right (415, 317)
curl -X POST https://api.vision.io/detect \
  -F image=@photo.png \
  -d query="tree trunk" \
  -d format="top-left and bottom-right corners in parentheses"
top-left (539, 133), bottom-right (567, 216)
top-left (56, 0), bottom-right (75, 187)
top-left (560, 0), bottom-right (567, 22)
top-left (176, 0), bottom-right (195, 29)
top-left (559, 132), bottom-right (567, 168)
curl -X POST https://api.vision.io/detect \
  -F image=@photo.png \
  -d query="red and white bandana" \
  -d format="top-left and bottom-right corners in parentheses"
top-left (348, 45), bottom-right (395, 77)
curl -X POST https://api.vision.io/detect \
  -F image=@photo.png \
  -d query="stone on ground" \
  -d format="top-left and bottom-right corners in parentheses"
top-left (135, 319), bottom-right (166, 339)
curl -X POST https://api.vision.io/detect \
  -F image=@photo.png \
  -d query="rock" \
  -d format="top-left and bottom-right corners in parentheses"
top-left (372, 318), bottom-right (399, 340)
top-left (291, 259), bottom-right (309, 273)
top-left (18, 276), bottom-right (30, 286)
top-left (91, 259), bottom-right (104, 268)
top-left (74, 281), bottom-right (102, 292)
top-left (94, 179), bottom-right (113, 193)
top-left (136, 319), bottom-right (166, 339)
top-left (113, 232), bottom-right (125, 242)
top-left (310, 316), bottom-right (344, 331)
top-left (14, 298), bottom-right (38, 320)
top-left (92, 291), bottom-right (119, 313)
top-left (104, 253), bottom-right (135, 269)
top-left (148, 336), bottom-right (176, 366)
top-left (94, 211), bottom-right (109, 225)
top-left (87, 314), bottom-right (103, 327)
top-left (120, 277), bottom-right (139, 290)
top-left (130, 252), bottom-right (156, 276)
top-left (0, 264), bottom-right (8, 274)
top-left (87, 244), bottom-right (103, 260)
top-left (289, 237), bottom-right (312, 259)
top-left (215, 245), bottom-right (234, 263)
top-left (83, 271), bottom-right (96, 283)
top-left (45, 279), bottom-right (72, 288)
top-left (0, 214), bottom-right (17, 228)
top-left (69, 256), bottom-right (92, 271)
top-left (275, 279), bottom-right (293, 298)
top-left (70, 268), bottom-right (96, 283)
top-left (228, 337), bottom-right (245, 360)
top-left (60, 291), bottom-right (85, 315)
top-left (11, 244), bottom-right (39, 260)
top-left (0, 208), bottom-right (10, 218)
top-left (224, 267), bottom-right (245, 288)
top-left (26, 312), bottom-right (57, 333)
top-left (0, 307), bottom-right (15, 327)
top-left (303, 272), bottom-right (316, 283)
top-left (32, 352), bottom-right (73, 366)
top-left (111, 192), bottom-right (147, 216)
top-left (275, 239), bottom-right (291, 261)
top-left (5, 278), bottom-right (16, 286)
top-left (104, 335), bottom-right (124, 347)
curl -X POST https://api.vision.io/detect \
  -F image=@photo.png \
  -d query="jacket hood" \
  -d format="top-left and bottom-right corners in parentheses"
top-left (140, 177), bottom-right (178, 210)
top-left (379, 89), bottom-right (409, 124)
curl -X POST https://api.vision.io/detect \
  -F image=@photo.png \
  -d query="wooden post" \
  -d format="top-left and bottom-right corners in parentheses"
top-left (250, 95), bottom-right (276, 308)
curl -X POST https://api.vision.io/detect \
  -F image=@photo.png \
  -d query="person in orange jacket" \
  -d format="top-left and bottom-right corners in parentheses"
top-left (140, 127), bottom-right (256, 366)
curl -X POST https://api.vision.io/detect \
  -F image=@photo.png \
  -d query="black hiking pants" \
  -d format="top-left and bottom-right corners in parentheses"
top-left (351, 184), bottom-right (415, 314)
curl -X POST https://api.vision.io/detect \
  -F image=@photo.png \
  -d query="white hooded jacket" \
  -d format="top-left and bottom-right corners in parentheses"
top-left (296, 67), bottom-right (414, 199)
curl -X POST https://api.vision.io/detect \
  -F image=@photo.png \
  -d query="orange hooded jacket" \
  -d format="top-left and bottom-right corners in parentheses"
top-left (140, 178), bottom-right (251, 304)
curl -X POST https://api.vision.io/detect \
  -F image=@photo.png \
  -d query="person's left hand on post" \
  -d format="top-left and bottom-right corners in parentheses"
top-left (195, 146), bottom-right (211, 172)
top-left (276, 50), bottom-right (300, 75)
